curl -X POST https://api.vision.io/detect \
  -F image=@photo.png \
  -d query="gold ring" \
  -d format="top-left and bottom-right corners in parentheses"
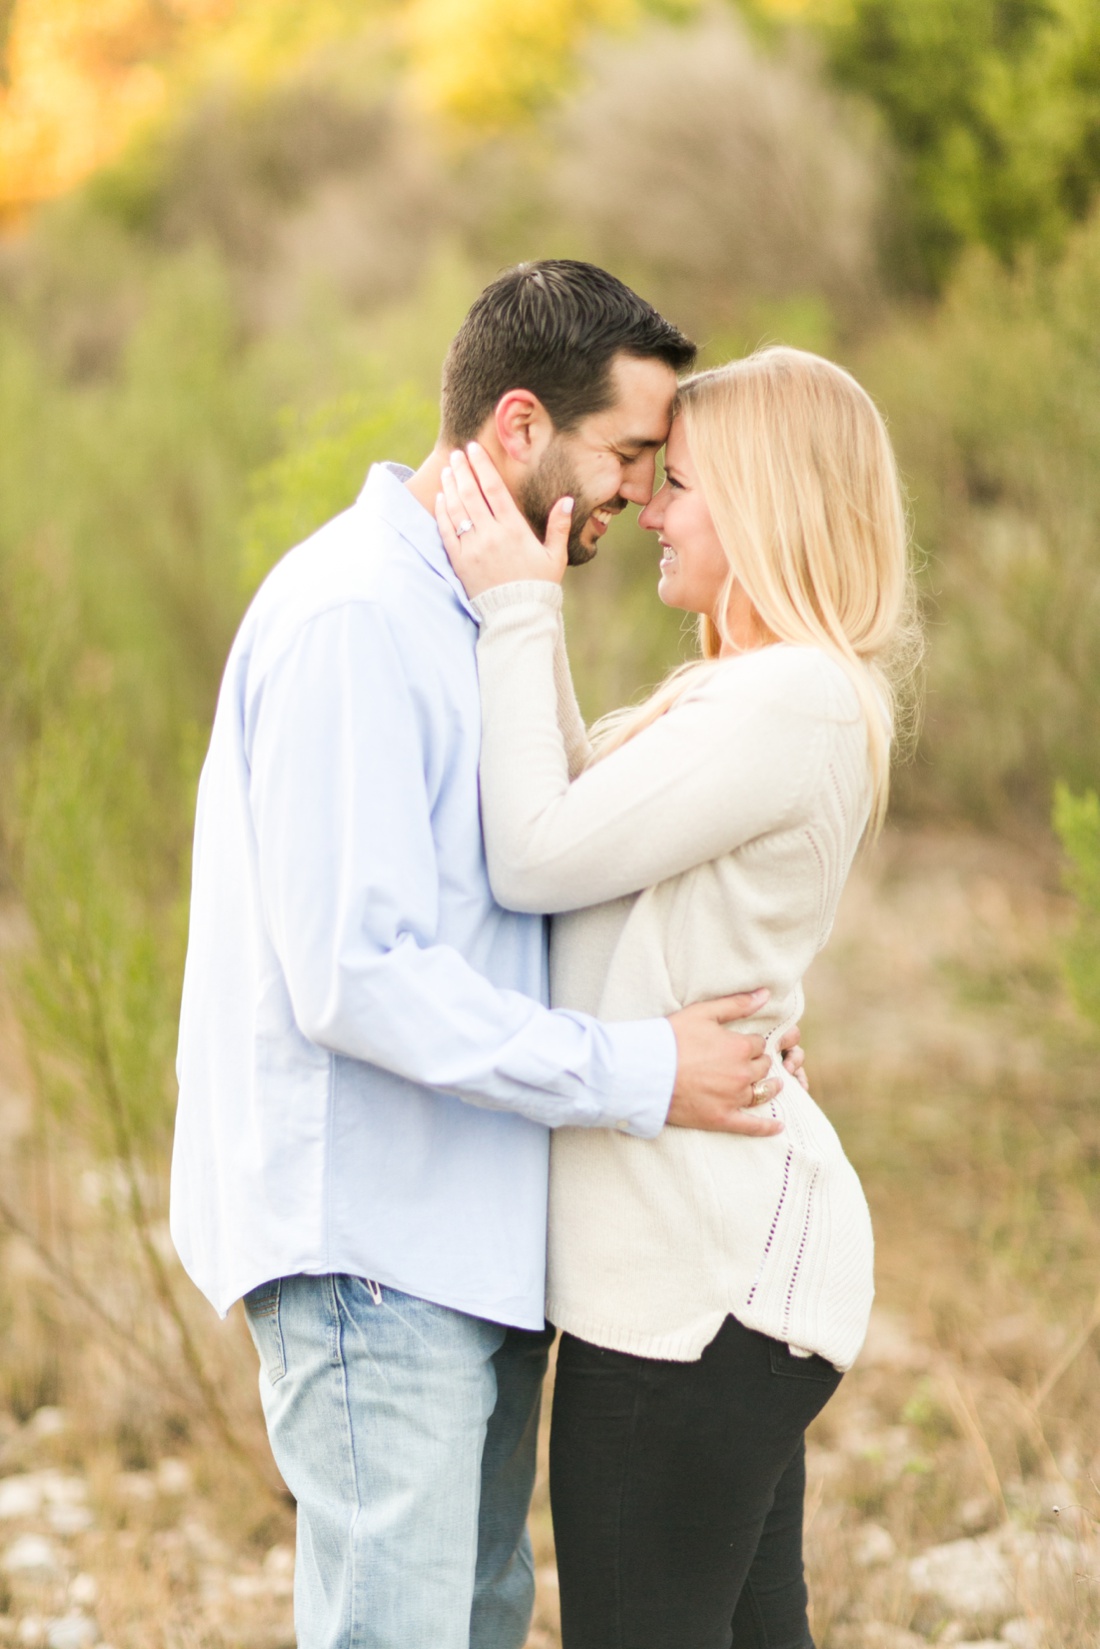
top-left (751, 1078), bottom-right (772, 1104)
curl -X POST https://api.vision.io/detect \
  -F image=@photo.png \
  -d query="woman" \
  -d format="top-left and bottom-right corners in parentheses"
top-left (436, 347), bottom-right (917, 1649)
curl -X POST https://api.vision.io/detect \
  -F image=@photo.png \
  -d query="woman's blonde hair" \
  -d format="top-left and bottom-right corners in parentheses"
top-left (591, 346), bottom-right (922, 835)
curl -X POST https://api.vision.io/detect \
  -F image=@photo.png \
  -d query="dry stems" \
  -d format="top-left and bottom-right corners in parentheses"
top-left (0, 828), bottom-right (1098, 1647)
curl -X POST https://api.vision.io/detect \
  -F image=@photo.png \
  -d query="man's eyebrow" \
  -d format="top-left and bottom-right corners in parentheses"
top-left (615, 435), bottom-right (666, 452)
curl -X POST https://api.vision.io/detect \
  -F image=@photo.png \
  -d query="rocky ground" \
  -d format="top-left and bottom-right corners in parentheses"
top-left (0, 1411), bottom-right (293, 1647)
top-left (0, 825), bottom-right (1097, 1648)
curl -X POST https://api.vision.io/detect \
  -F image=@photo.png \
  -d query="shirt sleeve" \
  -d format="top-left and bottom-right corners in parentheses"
top-left (470, 584), bottom-right (843, 915)
top-left (245, 600), bottom-right (673, 1136)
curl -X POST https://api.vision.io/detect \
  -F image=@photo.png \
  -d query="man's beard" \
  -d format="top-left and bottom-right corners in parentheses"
top-left (517, 441), bottom-right (605, 566)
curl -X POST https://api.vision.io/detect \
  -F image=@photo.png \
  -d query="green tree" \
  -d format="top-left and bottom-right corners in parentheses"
top-left (824, 0), bottom-right (1100, 288)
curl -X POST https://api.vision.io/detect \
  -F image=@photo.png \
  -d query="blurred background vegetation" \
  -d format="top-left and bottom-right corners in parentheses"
top-left (1, 1), bottom-right (1100, 1641)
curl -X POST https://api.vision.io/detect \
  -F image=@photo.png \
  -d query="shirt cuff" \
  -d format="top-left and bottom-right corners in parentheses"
top-left (596, 1018), bottom-right (676, 1138)
top-left (471, 582), bottom-right (564, 621)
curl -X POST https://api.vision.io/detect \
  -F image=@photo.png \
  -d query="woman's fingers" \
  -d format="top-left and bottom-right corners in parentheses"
top-left (543, 496), bottom-right (574, 576)
top-left (448, 448), bottom-right (495, 525)
top-left (439, 465), bottom-right (471, 543)
top-left (435, 490), bottom-right (464, 565)
top-left (439, 444), bottom-right (568, 592)
top-left (465, 442), bottom-right (526, 526)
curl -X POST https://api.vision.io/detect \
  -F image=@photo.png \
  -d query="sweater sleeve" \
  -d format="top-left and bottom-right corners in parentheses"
top-left (553, 610), bottom-right (594, 780)
top-left (471, 584), bottom-right (845, 915)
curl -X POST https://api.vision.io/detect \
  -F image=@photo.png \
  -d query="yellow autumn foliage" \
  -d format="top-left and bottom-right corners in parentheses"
top-left (0, 0), bottom-right (177, 215)
top-left (401, 0), bottom-right (644, 131)
top-left (0, 0), bottom-right (381, 219)
top-left (0, 0), bottom-right (718, 213)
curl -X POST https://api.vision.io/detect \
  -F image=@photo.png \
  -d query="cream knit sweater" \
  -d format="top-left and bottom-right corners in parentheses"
top-left (472, 582), bottom-right (876, 1371)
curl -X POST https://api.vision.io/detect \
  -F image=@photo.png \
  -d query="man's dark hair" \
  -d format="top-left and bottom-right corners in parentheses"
top-left (440, 260), bottom-right (696, 446)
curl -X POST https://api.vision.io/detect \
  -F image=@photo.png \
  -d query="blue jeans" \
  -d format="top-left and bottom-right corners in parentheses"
top-left (243, 1274), bottom-right (553, 1649)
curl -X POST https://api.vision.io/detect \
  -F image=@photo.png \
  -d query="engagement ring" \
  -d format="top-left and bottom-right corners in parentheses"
top-left (455, 519), bottom-right (475, 537)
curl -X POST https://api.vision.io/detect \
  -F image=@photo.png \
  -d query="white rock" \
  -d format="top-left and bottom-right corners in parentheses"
top-left (226, 1574), bottom-right (265, 1599)
top-left (263, 1544), bottom-right (293, 1578)
top-left (262, 1544), bottom-right (294, 1595)
top-left (180, 1520), bottom-right (229, 1563)
top-left (999, 1619), bottom-right (1045, 1649)
top-left (908, 1535), bottom-right (1014, 1625)
top-left (25, 1411), bottom-right (67, 1441)
top-left (832, 1626), bottom-right (925, 1649)
top-left (154, 1459), bottom-right (191, 1496)
top-left (39, 1477), bottom-right (86, 1509)
top-left (197, 1567), bottom-right (225, 1607)
top-left (957, 1495), bottom-right (995, 1533)
top-left (0, 1479), bottom-right (43, 1519)
top-left (1001, 1525), bottom-right (1080, 1590)
top-left (3, 1536), bottom-right (61, 1579)
top-left (854, 1522), bottom-right (898, 1567)
top-left (114, 1474), bottom-right (154, 1504)
top-left (46, 1507), bottom-right (93, 1538)
top-left (45, 1613), bottom-right (98, 1649)
top-left (68, 1578), bottom-right (97, 1609)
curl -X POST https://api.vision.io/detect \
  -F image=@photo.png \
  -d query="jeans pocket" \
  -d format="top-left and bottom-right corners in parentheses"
top-left (768, 1341), bottom-right (840, 1386)
top-left (243, 1278), bottom-right (287, 1386)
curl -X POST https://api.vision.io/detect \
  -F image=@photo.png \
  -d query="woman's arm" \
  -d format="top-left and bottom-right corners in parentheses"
top-left (471, 586), bottom-right (838, 914)
top-left (553, 613), bottom-right (594, 779)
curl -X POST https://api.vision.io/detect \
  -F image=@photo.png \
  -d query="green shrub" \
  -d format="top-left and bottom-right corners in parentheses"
top-left (1053, 782), bottom-right (1100, 1029)
top-left (857, 208), bottom-right (1100, 822)
top-left (0, 252), bottom-right (272, 1156)
top-left (242, 383), bottom-right (438, 592)
top-left (822, 0), bottom-right (1100, 290)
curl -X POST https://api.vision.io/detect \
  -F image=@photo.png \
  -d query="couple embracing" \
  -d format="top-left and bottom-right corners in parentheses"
top-left (172, 260), bottom-right (914, 1649)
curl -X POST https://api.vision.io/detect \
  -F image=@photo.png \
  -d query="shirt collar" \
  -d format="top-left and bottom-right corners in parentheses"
top-left (358, 461), bottom-right (480, 623)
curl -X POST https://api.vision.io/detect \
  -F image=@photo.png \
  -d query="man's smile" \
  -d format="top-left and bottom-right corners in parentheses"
top-left (586, 499), bottom-right (628, 538)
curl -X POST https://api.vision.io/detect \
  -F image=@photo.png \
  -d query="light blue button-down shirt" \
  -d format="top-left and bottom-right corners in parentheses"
top-left (171, 463), bottom-right (676, 1325)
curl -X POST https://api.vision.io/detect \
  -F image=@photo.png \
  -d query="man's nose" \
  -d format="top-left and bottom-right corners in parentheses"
top-left (621, 451), bottom-right (659, 506)
top-left (620, 471), bottom-right (654, 506)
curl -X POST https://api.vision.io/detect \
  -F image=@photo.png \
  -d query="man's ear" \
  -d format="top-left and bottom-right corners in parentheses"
top-left (492, 390), bottom-right (555, 466)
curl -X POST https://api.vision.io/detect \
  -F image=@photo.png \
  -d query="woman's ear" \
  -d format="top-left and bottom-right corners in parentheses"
top-left (492, 390), bottom-right (555, 466)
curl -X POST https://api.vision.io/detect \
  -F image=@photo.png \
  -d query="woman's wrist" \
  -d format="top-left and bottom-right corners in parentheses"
top-left (471, 582), bottom-right (565, 621)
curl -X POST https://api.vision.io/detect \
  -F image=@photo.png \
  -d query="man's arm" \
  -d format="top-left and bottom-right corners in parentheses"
top-left (247, 602), bottom-right (782, 1139)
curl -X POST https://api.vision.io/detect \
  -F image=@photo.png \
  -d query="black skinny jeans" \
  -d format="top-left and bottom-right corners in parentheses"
top-left (549, 1315), bottom-right (842, 1649)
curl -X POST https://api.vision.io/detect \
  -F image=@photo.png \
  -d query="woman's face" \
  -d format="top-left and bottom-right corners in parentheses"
top-left (639, 418), bottom-right (757, 650)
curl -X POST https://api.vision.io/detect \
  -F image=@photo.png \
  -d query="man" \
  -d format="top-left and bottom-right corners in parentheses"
top-left (172, 260), bottom-right (799, 1649)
